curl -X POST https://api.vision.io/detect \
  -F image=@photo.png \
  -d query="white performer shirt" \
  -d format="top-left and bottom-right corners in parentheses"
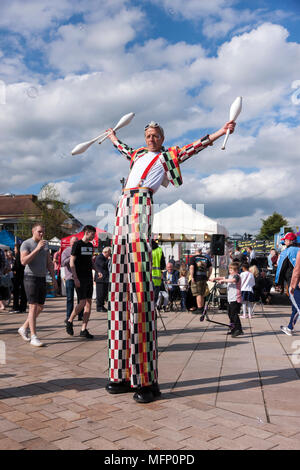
top-left (126, 151), bottom-right (166, 193)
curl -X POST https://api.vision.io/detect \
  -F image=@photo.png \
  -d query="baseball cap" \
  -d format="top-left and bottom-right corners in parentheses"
top-left (281, 232), bottom-right (297, 241)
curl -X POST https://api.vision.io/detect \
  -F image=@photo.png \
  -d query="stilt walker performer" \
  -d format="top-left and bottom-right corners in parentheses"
top-left (105, 119), bottom-right (236, 403)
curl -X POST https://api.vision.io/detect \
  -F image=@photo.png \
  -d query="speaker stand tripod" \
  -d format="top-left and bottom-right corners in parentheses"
top-left (199, 281), bottom-right (230, 328)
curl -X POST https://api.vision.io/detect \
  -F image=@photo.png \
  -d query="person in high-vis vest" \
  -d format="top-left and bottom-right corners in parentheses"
top-left (152, 240), bottom-right (166, 304)
top-left (105, 119), bottom-right (236, 404)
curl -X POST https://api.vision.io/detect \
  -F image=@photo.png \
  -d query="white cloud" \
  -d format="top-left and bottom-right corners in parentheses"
top-left (148, 0), bottom-right (294, 39)
top-left (1, 1), bottom-right (300, 236)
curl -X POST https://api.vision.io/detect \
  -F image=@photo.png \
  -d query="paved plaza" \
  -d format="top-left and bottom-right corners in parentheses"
top-left (1, 295), bottom-right (300, 450)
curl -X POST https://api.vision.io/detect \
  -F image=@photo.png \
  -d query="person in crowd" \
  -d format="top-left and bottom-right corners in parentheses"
top-left (53, 248), bottom-right (62, 295)
top-left (151, 239), bottom-right (166, 304)
top-left (178, 265), bottom-right (189, 312)
top-left (249, 265), bottom-right (272, 304)
top-left (275, 233), bottom-right (300, 295)
top-left (61, 236), bottom-right (79, 323)
top-left (163, 262), bottom-right (179, 310)
top-left (213, 262), bottom-right (243, 338)
top-left (281, 249), bottom-right (300, 336)
top-left (230, 247), bottom-right (242, 263)
top-left (240, 262), bottom-right (255, 319)
top-left (65, 225), bottom-right (96, 339)
top-left (189, 247), bottom-right (212, 314)
top-left (247, 246), bottom-right (257, 266)
top-left (0, 247), bottom-right (9, 310)
top-left (10, 244), bottom-right (27, 313)
top-left (18, 223), bottom-right (57, 347)
top-left (105, 117), bottom-right (235, 403)
top-left (94, 246), bottom-right (112, 312)
top-left (5, 250), bottom-right (14, 304)
top-left (267, 248), bottom-right (278, 272)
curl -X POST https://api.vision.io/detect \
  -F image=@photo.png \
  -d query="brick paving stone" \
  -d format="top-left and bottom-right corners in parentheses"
top-left (128, 417), bottom-right (164, 432)
top-left (34, 426), bottom-right (68, 442)
top-left (266, 435), bottom-right (300, 450)
top-left (93, 426), bottom-right (133, 442)
top-left (2, 410), bottom-right (33, 423)
top-left (24, 438), bottom-right (60, 450)
top-left (0, 402), bottom-right (13, 413)
top-left (55, 410), bottom-right (82, 422)
top-left (83, 436), bottom-right (121, 450)
top-left (209, 436), bottom-right (249, 450)
top-left (0, 437), bottom-right (25, 450)
top-left (70, 417), bottom-right (106, 431)
top-left (52, 437), bottom-right (90, 450)
top-left (4, 427), bottom-right (37, 443)
top-left (127, 435), bottom-right (180, 450)
top-left (180, 436), bottom-right (221, 450)
top-left (234, 434), bottom-right (277, 450)
top-left (237, 425), bottom-right (274, 440)
top-left (17, 418), bottom-right (49, 432)
top-left (64, 426), bottom-right (98, 442)
top-left (0, 419), bottom-right (19, 432)
top-left (155, 416), bottom-right (194, 432)
top-left (124, 426), bottom-right (157, 441)
top-left (153, 426), bottom-right (192, 443)
top-left (205, 424), bottom-right (243, 439)
top-left (207, 415), bottom-right (244, 429)
top-left (82, 409), bottom-right (110, 421)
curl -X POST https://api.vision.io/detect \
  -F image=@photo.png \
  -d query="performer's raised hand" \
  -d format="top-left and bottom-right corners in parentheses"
top-left (207, 120), bottom-right (236, 144)
top-left (106, 128), bottom-right (118, 144)
top-left (222, 120), bottom-right (236, 135)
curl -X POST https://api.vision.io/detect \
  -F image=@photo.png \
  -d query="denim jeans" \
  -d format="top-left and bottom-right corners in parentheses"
top-left (288, 286), bottom-right (300, 330)
top-left (180, 290), bottom-right (187, 310)
top-left (66, 279), bottom-right (75, 320)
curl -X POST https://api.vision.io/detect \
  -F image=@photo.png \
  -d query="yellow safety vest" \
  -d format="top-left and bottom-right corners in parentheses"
top-left (152, 247), bottom-right (163, 287)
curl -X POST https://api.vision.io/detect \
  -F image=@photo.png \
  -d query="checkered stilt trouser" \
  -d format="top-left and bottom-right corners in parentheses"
top-left (108, 188), bottom-right (158, 387)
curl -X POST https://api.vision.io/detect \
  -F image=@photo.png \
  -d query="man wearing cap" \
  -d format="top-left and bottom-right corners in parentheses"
top-left (277, 233), bottom-right (300, 335)
top-left (280, 249), bottom-right (300, 335)
top-left (105, 119), bottom-right (236, 403)
top-left (276, 233), bottom-right (299, 288)
top-left (275, 232), bottom-right (300, 335)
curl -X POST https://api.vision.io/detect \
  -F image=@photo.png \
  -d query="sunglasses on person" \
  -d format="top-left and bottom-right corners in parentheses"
top-left (144, 122), bottom-right (160, 131)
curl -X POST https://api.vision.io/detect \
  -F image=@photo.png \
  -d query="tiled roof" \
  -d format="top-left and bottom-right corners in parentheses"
top-left (0, 195), bottom-right (41, 217)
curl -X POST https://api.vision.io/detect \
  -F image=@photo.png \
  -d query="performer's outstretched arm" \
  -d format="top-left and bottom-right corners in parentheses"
top-left (178, 120), bottom-right (235, 163)
top-left (106, 128), bottom-right (134, 161)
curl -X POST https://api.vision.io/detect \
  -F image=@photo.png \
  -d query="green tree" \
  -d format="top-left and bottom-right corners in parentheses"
top-left (37, 183), bottom-right (71, 240)
top-left (257, 212), bottom-right (289, 240)
top-left (15, 210), bottom-right (33, 240)
top-left (16, 184), bottom-right (72, 241)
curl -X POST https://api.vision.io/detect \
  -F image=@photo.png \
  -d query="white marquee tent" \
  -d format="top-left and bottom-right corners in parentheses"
top-left (152, 199), bottom-right (228, 241)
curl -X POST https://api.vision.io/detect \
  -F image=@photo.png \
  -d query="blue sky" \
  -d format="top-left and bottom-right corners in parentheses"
top-left (1, 0), bottom-right (300, 235)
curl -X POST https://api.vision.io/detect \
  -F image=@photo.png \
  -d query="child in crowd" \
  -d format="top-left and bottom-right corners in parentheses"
top-left (178, 266), bottom-right (189, 312)
top-left (240, 262), bottom-right (255, 318)
top-left (213, 262), bottom-right (243, 338)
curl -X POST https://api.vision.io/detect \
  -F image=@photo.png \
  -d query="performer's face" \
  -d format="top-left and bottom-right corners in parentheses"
top-left (145, 127), bottom-right (164, 152)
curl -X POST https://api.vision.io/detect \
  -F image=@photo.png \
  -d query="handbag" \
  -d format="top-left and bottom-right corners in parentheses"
top-left (0, 274), bottom-right (11, 288)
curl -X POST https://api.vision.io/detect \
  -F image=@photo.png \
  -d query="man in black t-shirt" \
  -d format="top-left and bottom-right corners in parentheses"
top-left (189, 248), bottom-right (212, 314)
top-left (66, 225), bottom-right (96, 339)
